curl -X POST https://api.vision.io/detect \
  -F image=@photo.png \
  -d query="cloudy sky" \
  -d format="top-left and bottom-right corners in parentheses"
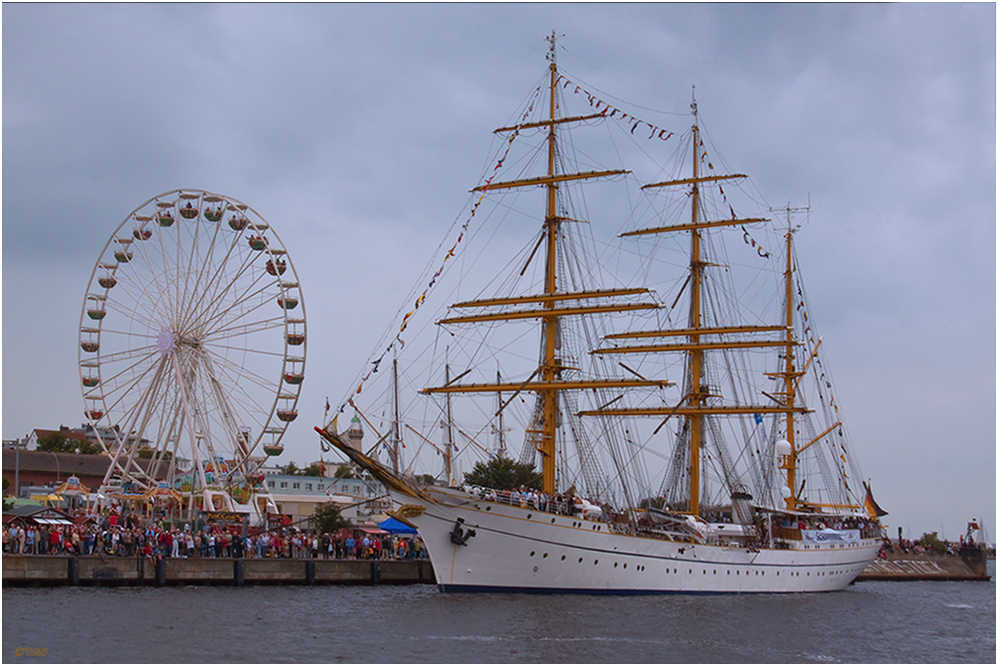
top-left (3, 3), bottom-right (994, 540)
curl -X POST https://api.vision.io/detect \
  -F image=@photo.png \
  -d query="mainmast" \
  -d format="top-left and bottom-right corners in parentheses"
top-left (422, 32), bottom-right (666, 495)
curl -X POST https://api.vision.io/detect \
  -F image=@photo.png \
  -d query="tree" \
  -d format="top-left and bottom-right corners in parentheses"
top-left (333, 465), bottom-right (356, 479)
top-left (917, 531), bottom-right (948, 555)
top-left (301, 463), bottom-right (324, 478)
top-left (2, 477), bottom-right (12, 512)
top-left (281, 461), bottom-right (300, 476)
top-left (463, 456), bottom-right (540, 490)
top-left (36, 432), bottom-right (100, 455)
top-left (311, 501), bottom-right (351, 534)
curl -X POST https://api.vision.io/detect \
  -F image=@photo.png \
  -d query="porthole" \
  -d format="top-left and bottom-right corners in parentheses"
top-left (623, 563), bottom-right (627, 570)
top-left (551, 518), bottom-right (556, 524)
top-left (542, 553), bottom-right (548, 559)
top-left (578, 557), bottom-right (583, 564)
top-left (527, 514), bottom-right (532, 520)
top-left (485, 506), bottom-right (491, 511)
top-left (560, 555), bottom-right (566, 561)
top-left (530, 551), bottom-right (535, 557)
top-left (594, 559), bottom-right (599, 566)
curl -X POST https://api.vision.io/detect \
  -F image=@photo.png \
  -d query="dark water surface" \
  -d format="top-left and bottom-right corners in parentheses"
top-left (3, 577), bottom-right (994, 663)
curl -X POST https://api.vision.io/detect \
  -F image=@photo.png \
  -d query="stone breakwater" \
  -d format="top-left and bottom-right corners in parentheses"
top-left (2, 555), bottom-right (434, 587)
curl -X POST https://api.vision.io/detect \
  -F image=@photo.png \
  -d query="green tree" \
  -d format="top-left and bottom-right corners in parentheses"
top-left (36, 432), bottom-right (100, 455)
top-left (137, 448), bottom-right (173, 460)
top-left (281, 461), bottom-right (300, 476)
top-left (311, 501), bottom-right (351, 533)
top-left (917, 531), bottom-right (948, 555)
top-left (301, 463), bottom-right (324, 477)
top-left (2, 477), bottom-right (12, 512)
top-left (463, 456), bottom-right (540, 490)
top-left (333, 465), bottom-right (356, 479)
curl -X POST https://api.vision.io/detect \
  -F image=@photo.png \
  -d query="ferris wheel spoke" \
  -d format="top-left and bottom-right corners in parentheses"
top-left (177, 222), bottom-right (247, 336)
top-left (179, 229), bottom-right (257, 334)
top-left (104, 289), bottom-right (171, 335)
top-left (191, 267), bottom-right (280, 340)
top-left (201, 347), bottom-right (283, 413)
top-left (97, 349), bottom-right (168, 417)
top-left (198, 352), bottom-right (263, 466)
top-left (204, 314), bottom-right (288, 345)
top-left (95, 341), bottom-right (160, 367)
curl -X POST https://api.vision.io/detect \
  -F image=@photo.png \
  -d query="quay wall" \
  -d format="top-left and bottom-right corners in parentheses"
top-left (2, 556), bottom-right (434, 587)
top-left (5, 552), bottom-right (988, 586)
top-left (856, 549), bottom-right (990, 582)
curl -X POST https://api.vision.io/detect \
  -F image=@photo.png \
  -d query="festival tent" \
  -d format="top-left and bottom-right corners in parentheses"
top-left (378, 517), bottom-right (418, 534)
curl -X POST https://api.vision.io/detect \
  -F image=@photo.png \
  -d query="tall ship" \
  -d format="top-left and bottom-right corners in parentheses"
top-left (318, 35), bottom-right (884, 593)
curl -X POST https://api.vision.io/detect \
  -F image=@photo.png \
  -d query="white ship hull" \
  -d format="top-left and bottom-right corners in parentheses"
top-left (401, 487), bottom-right (880, 594)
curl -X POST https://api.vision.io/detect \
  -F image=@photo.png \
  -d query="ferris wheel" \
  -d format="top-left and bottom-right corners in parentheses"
top-left (78, 189), bottom-right (305, 516)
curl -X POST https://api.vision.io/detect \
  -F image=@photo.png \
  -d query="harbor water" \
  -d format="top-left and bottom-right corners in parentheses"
top-left (3, 568), bottom-right (994, 663)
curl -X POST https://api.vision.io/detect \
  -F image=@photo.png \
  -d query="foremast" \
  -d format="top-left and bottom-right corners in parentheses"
top-left (421, 33), bottom-right (666, 495)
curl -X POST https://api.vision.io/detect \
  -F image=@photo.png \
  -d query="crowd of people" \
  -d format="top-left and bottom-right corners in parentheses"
top-left (2, 510), bottom-right (426, 562)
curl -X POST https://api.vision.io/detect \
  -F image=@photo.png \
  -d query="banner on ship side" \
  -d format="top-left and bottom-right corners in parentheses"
top-left (801, 528), bottom-right (861, 544)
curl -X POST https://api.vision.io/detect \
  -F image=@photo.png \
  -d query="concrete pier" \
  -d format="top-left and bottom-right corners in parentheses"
top-left (2, 556), bottom-right (434, 587)
top-left (856, 549), bottom-right (991, 582)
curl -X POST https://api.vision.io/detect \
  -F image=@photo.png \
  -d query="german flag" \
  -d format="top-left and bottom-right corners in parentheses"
top-left (864, 481), bottom-right (888, 518)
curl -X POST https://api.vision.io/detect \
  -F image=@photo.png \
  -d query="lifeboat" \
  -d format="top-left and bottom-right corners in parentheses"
top-left (266, 259), bottom-right (287, 276)
top-left (228, 215), bottom-right (249, 231)
top-left (248, 236), bottom-right (267, 250)
top-left (98, 276), bottom-right (117, 289)
top-left (157, 212), bottom-right (175, 227)
top-left (277, 296), bottom-right (298, 310)
top-left (283, 372), bottom-right (304, 385)
top-left (204, 208), bottom-right (222, 222)
top-left (286, 332), bottom-right (305, 346)
top-left (133, 228), bottom-right (152, 240)
top-left (82, 376), bottom-right (100, 388)
top-left (81, 341), bottom-right (100, 353)
top-left (114, 250), bottom-right (133, 263)
top-left (179, 202), bottom-right (198, 219)
top-left (263, 445), bottom-right (284, 457)
top-left (277, 409), bottom-right (298, 422)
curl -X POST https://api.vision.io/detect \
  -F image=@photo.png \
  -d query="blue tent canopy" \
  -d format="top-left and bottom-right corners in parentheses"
top-left (378, 517), bottom-right (417, 534)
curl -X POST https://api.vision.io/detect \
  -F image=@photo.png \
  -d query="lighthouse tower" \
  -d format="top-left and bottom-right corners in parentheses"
top-left (346, 414), bottom-right (365, 456)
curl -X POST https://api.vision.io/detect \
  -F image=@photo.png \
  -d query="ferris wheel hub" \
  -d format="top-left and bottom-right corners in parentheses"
top-left (156, 330), bottom-right (175, 353)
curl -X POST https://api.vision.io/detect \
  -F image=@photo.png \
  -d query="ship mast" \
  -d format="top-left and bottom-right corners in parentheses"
top-left (584, 94), bottom-right (812, 517)
top-left (539, 30), bottom-right (562, 494)
top-left (421, 32), bottom-right (668, 495)
top-left (771, 203), bottom-right (808, 511)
